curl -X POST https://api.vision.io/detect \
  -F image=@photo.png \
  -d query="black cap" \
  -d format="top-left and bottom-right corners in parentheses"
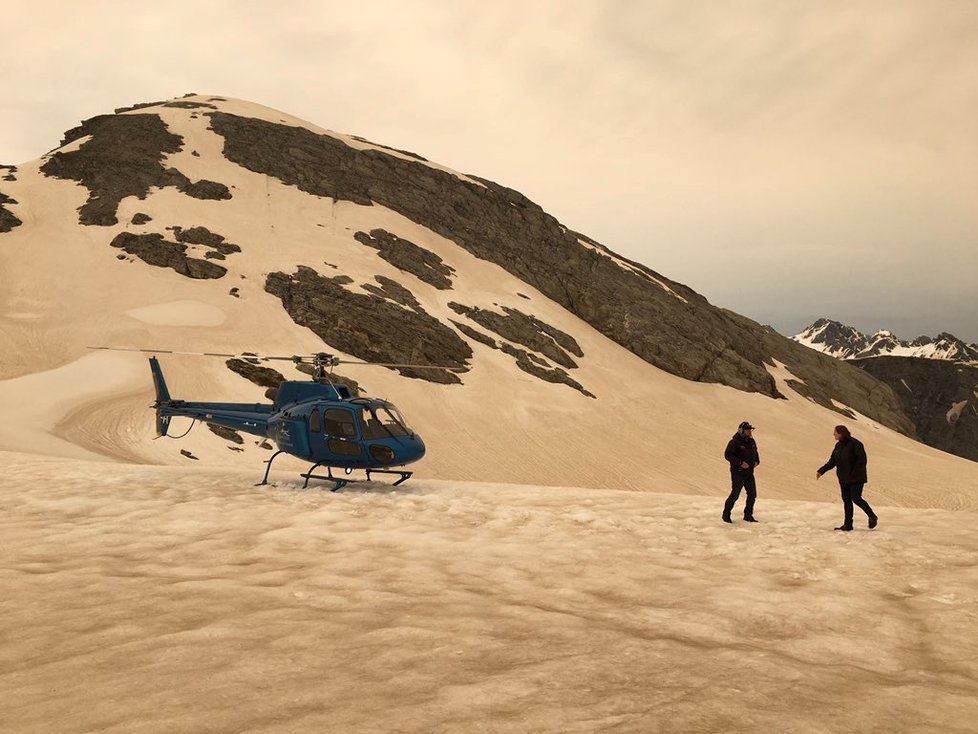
top-left (739, 421), bottom-right (755, 431)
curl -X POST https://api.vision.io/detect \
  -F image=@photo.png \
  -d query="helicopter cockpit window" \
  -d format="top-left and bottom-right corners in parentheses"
top-left (359, 406), bottom-right (411, 439)
top-left (309, 408), bottom-right (321, 433)
top-left (324, 408), bottom-right (357, 438)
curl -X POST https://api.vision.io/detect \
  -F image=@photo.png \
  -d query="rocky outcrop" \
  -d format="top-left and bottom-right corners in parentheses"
top-left (226, 356), bottom-right (362, 398)
top-left (208, 423), bottom-right (244, 444)
top-left (265, 266), bottom-right (471, 384)
top-left (354, 229), bottom-right (455, 289)
top-left (0, 192), bottom-right (21, 233)
top-left (207, 111), bottom-right (913, 434)
top-left (362, 275), bottom-right (423, 310)
top-left (449, 314), bottom-right (596, 398)
top-left (110, 232), bottom-right (227, 279)
top-left (40, 113), bottom-right (230, 225)
top-left (171, 225), bottom-right (240, 260)
top-left (852, 356), bottom-right (978, 462)
top-left (448, 302), bottom-right (581, 369)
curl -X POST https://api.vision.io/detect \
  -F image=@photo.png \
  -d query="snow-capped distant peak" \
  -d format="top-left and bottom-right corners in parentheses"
top-left (793, 320), bottom-right (978, 362)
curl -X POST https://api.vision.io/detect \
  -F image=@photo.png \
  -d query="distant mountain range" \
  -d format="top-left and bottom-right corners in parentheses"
top-left (793, 318), bottom-right (978, 362)
top-left (792, 319), bottom-right (978, 462)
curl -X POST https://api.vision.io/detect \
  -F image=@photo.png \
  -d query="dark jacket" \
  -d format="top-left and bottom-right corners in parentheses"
top-left (818, 436), bottom-right (868, 485)
top-left (725, 432), bottom-right (759, 474)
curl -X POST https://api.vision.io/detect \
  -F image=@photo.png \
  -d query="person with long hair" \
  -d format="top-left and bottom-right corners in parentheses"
top-left (816, 425), bottom-right (878, 531)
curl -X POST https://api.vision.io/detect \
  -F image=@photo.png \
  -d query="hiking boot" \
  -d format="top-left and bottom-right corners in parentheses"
top-left (834, 525), bottom-right (853, 531)
top-left (868, 515), bottom-right (878, 529)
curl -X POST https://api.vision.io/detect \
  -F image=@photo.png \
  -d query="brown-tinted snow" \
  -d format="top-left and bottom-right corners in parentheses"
top-left (2, 452), bottom-right (976, 733)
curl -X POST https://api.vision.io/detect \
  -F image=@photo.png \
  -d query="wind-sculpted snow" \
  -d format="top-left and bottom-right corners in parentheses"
top-left (4, 453), bottom-right (978, 732)
top-left (208, 111), bottom-right (912, 434)
top-left (39, 113), bottom-right (230, 225)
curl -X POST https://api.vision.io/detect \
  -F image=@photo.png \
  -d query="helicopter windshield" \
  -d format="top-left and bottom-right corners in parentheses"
top-left (359, 405), bottom-right (412, 439)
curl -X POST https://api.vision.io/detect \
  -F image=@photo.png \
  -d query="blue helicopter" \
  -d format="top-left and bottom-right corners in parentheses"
top-left (89, 347), bottom-right (455, 490)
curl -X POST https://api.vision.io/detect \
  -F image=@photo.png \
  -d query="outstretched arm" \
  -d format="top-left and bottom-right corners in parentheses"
top-left (816, 453), bottom-right (836, 479)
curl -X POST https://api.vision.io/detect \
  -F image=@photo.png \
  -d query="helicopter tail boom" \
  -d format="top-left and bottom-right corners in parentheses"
top-left (149, 357), bottom-right (172, 436)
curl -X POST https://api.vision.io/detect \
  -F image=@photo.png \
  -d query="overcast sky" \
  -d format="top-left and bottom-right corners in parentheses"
top-left (3, 0), bottom-right (976, 341)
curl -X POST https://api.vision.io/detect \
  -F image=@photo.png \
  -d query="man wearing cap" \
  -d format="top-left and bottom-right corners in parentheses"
top-left (722, 421), bottom-right (760, 523)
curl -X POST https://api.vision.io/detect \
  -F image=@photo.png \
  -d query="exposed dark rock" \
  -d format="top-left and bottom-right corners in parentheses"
top-left (172, 225), bottom-right (241, 255)
top-left (180, 449), bottom-right (199, 460)
top-left (350, 135), bottom-right (428, 161)
top-left (354, 229), bottom-right (455, 289)
top-left (362, 275), bottom-right (422, 310)
top-left (451, 320), bottom-right (498, 348)
top-left (264, 265), bottom-right (471, 384)
top-left (208, 423), bottom-right (244, 444)
top-left (331, 274), bottom-right (354, 285)
top-left (109, 232), bottom-right (227, 279)
top-left (205, 111), bottom-right (911, 434)
top-left (229, 287), bottom-right (240, 298)
top-left (0, 192), bottom-right (22, 233)
top-left (852, 356), bottom-right (978, 462)
top-left (449, 302), bottom-right (580, 369)
top-left (499, 343), bottom-right (595, 398)
top-left (226, 358), bottom-right (285, 389)
top-left (163, 101), bottom-right (218, 110)
top-left (131, 212), bottom-right (152, 225)
top-left (40, 113), bottom-right (229, 225)
top-left (1, 166), bottom-right (15, 182)
top-left (180, 178), bottom-right (231, 200)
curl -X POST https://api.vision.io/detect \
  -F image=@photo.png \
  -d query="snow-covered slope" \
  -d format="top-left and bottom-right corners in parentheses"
top-left (0, 94), bottom-right (974, 499)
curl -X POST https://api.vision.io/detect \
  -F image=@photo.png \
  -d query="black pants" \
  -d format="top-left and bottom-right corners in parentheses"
top-left (840, 482), bottom-right (875, 526)
top-left (724, 473), bottom-right (756, 518)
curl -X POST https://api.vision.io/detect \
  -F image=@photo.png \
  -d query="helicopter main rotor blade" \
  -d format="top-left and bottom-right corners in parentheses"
top-left (88, 346), bottom-right (242, 358)
top-left (87, 347), bottom-right (466, 371)
top-left (332, 360), bottom-right (468, 371)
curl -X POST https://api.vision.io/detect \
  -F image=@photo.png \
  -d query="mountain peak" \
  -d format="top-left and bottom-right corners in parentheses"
top-left (794, 319), bottom-right (978, 362)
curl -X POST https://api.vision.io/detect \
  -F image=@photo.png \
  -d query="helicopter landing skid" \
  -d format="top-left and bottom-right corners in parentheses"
top-left (256, 451), bottom-right (412, 491)
top-left (300, 463), bottom-right (413, 492)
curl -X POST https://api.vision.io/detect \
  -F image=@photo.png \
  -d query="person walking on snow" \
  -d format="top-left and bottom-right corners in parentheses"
top-left (722, 421), bottom-right (760, 523)
top-left (816, 424), bottom-right (878, 531)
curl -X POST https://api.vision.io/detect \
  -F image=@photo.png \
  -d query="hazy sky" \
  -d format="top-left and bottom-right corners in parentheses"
top-left (3, 0), bottom-right (976, 341)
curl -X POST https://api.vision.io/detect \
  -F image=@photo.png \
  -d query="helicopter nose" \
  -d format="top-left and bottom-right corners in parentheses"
top-left (399, 434), bottom-right (425, 463)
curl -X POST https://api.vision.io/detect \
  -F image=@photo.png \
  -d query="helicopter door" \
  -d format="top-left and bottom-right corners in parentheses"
top-left (323, 408), bottom-right (362, 457)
